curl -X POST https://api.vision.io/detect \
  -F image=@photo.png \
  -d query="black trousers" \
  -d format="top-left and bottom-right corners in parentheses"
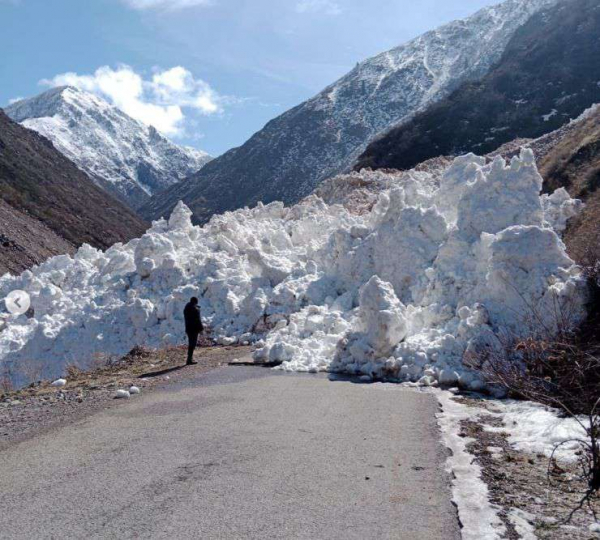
top-left (187, 332), bottom-right (199, 363)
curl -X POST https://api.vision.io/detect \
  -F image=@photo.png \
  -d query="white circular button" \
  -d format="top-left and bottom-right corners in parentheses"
top-left (5, 290), bottom-right (31, 316)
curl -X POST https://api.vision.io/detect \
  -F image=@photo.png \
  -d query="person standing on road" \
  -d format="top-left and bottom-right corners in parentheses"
top-left (184, 297), bottom-right (204, 365)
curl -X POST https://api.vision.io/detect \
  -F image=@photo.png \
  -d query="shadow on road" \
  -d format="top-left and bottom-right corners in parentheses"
top-left (138, 365), bottom-right (189, 379)
top-left (327, 373), bottom-right (374, 385)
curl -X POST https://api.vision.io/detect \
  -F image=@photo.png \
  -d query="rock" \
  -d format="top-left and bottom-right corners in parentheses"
top-left (115, 390), bottom-right (130, 399)
top-left (51, 378), bottom-right (67, 387)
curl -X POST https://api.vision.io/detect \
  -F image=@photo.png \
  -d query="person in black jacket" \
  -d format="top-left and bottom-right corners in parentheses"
top-left (183, 297), bottom-right (204, 365)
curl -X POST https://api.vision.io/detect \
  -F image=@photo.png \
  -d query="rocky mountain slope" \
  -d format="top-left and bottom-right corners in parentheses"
top-left (0, 110), bottom-right (148, 274)
top-left (356, 0), bottom-right (600, 173)
top-left (141, 0), bottom-right (558, 223)
top-left (0, 199), bottom-right (75, 276)
top-left (5, 87), bottom-right (211, 209)
top-left (519, 104), bottom-right (600, 263)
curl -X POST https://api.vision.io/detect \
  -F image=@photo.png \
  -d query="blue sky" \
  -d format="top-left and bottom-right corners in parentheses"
top-left (0, 0), bottom-right (499, 155)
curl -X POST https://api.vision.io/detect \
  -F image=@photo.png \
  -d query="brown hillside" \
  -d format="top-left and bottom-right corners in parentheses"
top-left (0, 110), bottom-right (148, 274)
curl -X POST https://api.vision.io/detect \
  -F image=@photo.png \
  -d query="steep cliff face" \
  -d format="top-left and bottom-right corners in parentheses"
top-left (0, 110), bottom-right (148, 274)
top-left (5, 86), bottom-right (211, 209)
top-left (356, 0), bottom-right (600, 173)
top-left (141, 0), bottom-right (557, 223)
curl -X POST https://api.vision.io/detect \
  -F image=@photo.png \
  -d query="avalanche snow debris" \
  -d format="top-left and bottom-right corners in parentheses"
top-left (0, 149), bottom-right (587, 388)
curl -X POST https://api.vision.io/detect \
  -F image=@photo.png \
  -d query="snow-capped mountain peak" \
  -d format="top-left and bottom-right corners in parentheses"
top-left (5, 86), bottom-right (211, 209)
top-left (141, 0), bottom-right (559, 223)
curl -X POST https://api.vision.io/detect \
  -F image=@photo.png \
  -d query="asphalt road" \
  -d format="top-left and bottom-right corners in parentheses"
top-left (0, 366), bottom-right (460, 539)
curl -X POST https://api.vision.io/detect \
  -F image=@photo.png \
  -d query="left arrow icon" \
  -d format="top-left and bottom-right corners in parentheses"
top-left (5, 290), bottom-right (30, 316)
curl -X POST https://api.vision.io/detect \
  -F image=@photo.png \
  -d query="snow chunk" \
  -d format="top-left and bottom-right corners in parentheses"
top-left (168, 201), bottom-right (194, 232)
top-left (542, 187), bottom-right (584, 233)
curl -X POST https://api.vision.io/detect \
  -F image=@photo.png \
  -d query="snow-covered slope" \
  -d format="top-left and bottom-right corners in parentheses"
top-left (141, 0), bottom-right (558, 223)
top-left (5, 86), bottom-right (212, 209)
top-left (0, 149), bottom-right (585, 389)
top-left (357, 0), bottom-right (600, 172)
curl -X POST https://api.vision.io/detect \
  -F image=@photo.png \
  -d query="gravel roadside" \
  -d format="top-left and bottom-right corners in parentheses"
top-left (0, 345), bottom-right (252, 451)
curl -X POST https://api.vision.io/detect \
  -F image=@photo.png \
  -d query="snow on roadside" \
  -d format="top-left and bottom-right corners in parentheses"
top-left (436, 392), bottom-right (592, 539)
top-left (436, 390), bottom-right (505, 540)
top-left (0, 149), bottom-right (587, 388)
top-left (508, 508), bottom-right (537, 540)
top-left (484, 399), bottom-right (587, 462)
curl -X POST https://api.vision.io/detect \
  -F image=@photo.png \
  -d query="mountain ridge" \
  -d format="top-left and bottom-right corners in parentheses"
top-left (355, 0), bottom-right (600, 173)
top-left (5, 86), bottom-right (211, 209)
top-left (141, 0), bottom-right (558, 224)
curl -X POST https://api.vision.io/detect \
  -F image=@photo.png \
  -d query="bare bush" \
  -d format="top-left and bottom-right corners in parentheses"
top-left (467, 333), bottom-right (600, 521)
top-left (466, 267), bottom-right (600, 522)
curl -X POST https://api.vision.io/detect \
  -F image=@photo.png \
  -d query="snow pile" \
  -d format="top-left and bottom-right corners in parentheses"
top-left (0, 149), bottom-right (586, 388)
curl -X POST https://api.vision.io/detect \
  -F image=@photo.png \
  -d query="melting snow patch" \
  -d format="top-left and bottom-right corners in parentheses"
top-left (508, 508), bottom-right (537, 540)
top-left (0, 149), bottom-right (586, 388)
top-left (484, 400), bottom-right (586, 462)
top-left (542, 109), bottom-right (558, 122)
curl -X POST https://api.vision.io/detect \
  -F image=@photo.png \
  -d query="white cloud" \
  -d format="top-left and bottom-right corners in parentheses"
top-left (8, 97), bottom-right (24, 104)
top-left (121, 0), bottom-right (212, 10)
top-left (41, 65), bottom-right (222, 137)
top-left (295, 0), bottom-right (342, 16)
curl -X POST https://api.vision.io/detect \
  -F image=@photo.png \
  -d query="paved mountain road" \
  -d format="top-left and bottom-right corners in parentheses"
top-left (0, 366), bottom-right (460, 539)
